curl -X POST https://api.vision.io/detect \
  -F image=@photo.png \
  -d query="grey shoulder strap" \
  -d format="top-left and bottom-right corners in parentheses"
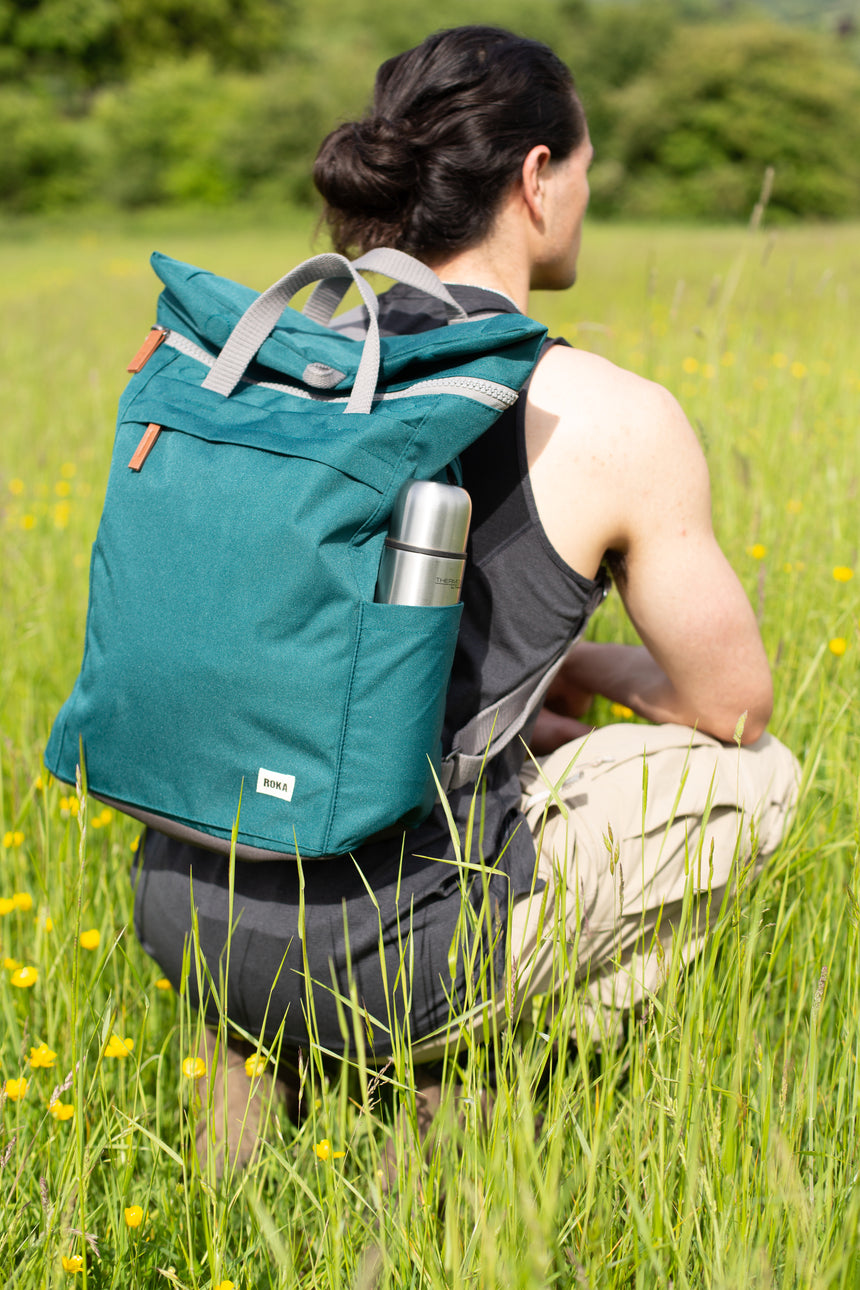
top-left (439, 636), bottom-right (582, 793)
top-left (440, 333), bottom-right (577, 792)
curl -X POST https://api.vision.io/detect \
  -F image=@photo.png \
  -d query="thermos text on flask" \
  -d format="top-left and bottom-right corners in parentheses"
top-left (375, 480), bottom-right (472, 607)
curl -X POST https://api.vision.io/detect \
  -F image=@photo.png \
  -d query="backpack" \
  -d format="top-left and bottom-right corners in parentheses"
top-left (45, 248), bottom-right (550, 859)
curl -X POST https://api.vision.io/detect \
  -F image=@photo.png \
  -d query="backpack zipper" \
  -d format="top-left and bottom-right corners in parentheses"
top-left (128, 423), bottom-right (163, 471)
top-left (127, 325), bottom-right (169, 373)
top-left (161, 329), bottom-right (520, 409)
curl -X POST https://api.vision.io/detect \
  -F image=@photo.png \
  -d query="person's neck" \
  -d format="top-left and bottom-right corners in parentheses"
top-left (425, 239), bottom-right (532, 314)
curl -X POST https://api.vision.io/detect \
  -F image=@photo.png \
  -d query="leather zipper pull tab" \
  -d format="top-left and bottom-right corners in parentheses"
top-left (127, 326), bottom-right (168, 373)
top-left (128, 424), bottom-right (163, 471)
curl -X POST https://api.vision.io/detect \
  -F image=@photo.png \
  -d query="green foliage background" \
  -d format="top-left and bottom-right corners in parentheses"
top-left (1, 0), bottom-right (859, 221)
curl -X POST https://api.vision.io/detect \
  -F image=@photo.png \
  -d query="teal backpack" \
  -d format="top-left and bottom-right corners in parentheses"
top-left (45, 249), bottom-right (548, 859)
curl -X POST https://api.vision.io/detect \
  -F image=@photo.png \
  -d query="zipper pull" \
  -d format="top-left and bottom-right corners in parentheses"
top-left (127, 326), bottom-right (168, 373)
top-left (128, 424), bottom-right (163, 471)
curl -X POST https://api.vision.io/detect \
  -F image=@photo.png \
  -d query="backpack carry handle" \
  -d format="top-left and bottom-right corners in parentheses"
top-left (302, 248), bottom-right (468, 327)
top-left (201, 253), bottom-right (382, 414)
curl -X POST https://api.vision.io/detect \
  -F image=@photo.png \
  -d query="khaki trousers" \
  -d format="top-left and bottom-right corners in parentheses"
top-left (414, 722), bottom-right (800, 1059)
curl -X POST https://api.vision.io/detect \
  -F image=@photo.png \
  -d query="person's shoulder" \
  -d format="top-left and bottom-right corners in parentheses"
top-left (528, 341), bottom-right (707, 477)
top-left (530, 342), bottom-right (683, 434)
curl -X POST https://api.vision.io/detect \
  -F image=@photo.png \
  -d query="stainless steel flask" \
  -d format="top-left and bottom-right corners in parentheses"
top-left (375, 480), bottom-right (472, 606)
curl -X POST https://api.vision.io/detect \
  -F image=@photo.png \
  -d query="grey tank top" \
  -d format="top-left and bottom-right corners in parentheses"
top-left (377, 283), bottom-right (608, 874)
top-left (134, 282), bottom-right (607, 1055)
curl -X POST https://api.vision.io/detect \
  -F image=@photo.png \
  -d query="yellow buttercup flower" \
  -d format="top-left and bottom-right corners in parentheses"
top-left (155, 977), bottom-right (173, 991)
top-left (61, 1254), bottom-right (84, 1272)
top-left (610, 703), bottom-right (634, 720)
top-left (130, 834), bottom-right (140, 852)
top-left (833, 566), bottom-right (854, 583)
top-left (313, 1138), bottom-right (346, 1161)
top-left (29, 1042), bottom-right (57, 1069)
top-left (244, 1053), bottom-right (268, 1078)
top-left (0, 899), bottom-right (16, 916)
top-left (3, 957), bottom-right (22, 970)
top-left (747, 543), bottom-right (767, 560)
top-left (2, 832), bottom-right (24, 848)
top-left (182, 1056), bottom-right (206, 1080)
top-left (11, 965), bottom-right (38, 988)
top-left (214, 1282), bottom-right (235, 1290)
top-left (829, 637), bottom-right (848, 657)
top-left (79, 929), bottom-right (100, 950)
top-left (104, 1034), bottom-right (134, 1058)
top-left (124, 1204), bottom-right (144, 1228)
top-left (49, 1099), bottom-right (75, 1121)
top-left (12, 891), bottom-right (32, 911)
top-left (4, 1076), bottom-right (29, 1101)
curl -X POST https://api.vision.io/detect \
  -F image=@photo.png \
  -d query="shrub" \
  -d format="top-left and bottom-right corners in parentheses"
top-left (91, 59), bottom-right (248, 207)
top-left (0, 90), bottom-right (96, 212)
top-left (89, 54), bottom-right (364, 208)
top-left (596, 22), bottom-right (860, 220)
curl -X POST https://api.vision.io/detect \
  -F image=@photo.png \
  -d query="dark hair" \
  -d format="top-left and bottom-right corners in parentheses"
top-left (313, 26), bottom-right (586, 259)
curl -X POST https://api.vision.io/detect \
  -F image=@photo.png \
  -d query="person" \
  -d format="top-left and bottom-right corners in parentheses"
top-left (132, 25), bottom-right (799, 1169)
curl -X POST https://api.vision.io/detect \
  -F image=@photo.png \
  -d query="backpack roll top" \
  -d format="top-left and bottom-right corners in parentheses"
top-left (45, 251), bottom-right (547, 860)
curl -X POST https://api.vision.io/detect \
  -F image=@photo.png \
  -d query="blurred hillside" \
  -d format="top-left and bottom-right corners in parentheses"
top-left (1, 0), bottom-right (859, 220)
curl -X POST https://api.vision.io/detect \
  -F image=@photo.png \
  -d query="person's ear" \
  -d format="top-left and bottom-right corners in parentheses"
top-left (520, 145), bottom-right (552, 223)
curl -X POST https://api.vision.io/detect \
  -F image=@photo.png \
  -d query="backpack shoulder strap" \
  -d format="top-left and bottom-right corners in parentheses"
top-left (439, 642), bottom-right (574, 792)
top-left (439, 335), bottom-right (577, 792)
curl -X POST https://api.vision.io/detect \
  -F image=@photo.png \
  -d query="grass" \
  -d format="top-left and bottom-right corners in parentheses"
top-left (1, 209), bottom-right (859, 1287)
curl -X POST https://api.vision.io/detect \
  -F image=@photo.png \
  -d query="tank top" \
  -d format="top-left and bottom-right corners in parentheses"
top-left (134, 282), bottom-right (607, 1055)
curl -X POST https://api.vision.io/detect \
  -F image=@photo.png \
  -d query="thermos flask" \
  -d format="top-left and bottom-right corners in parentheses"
top-left (375, 480), bottom-right (472, 606)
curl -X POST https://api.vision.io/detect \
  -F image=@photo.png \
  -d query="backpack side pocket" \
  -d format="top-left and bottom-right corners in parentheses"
top-left (327, 600), bottom-right (463, 854)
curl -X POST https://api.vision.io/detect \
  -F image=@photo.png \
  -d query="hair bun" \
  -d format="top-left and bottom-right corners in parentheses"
top-left (359, 115), bottom-right (402, 146)
top-left (313, 117), bottom-right (416, 217)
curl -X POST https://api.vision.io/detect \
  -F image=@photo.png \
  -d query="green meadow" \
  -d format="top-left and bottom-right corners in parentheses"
top-left (1, 211), bottom-right (859, 1288)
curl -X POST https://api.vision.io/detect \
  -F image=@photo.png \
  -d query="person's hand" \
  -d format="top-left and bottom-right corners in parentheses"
top-left (542, 665), bottom-right (594, 720)
top-left (530, 706), bottom-right (592, 755)
top-left (527, 647), bottom-right (595, 754)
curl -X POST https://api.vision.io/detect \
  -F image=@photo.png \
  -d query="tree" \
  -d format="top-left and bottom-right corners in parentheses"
top-left (0, 0), bottom-right (295, 89)
top-left (589, 21), bottom-right (860, 218)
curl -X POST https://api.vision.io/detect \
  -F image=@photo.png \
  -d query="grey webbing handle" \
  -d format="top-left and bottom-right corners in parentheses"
top-left (201, 253), bottom-right (381, 414)
top-left (302, 248), bottom-right (468, 327)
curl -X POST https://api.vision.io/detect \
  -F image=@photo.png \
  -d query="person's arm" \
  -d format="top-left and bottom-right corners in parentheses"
top-left (526, 348), bottom-right (773, 747)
